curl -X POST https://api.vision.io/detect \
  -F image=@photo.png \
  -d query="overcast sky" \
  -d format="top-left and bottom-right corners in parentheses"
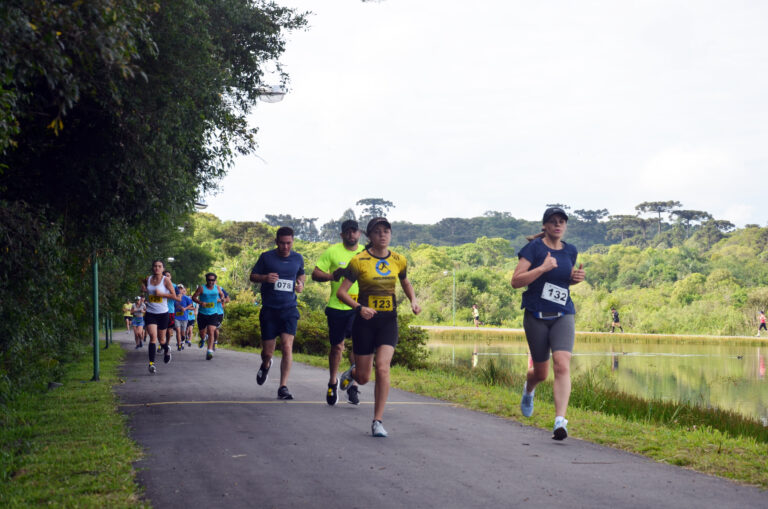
top-left (204, 0), bottom-right (768, 229)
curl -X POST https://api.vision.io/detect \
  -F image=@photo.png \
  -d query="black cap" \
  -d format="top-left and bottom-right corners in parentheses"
top-left (366, 217), bottom-right (391, 235)
top-left (542, 207), bottom-right (568, 224)
top-left (341, 219), bottom-right (359, 233)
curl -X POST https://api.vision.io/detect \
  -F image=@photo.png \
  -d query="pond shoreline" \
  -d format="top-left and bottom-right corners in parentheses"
top-left (417, 324), bottom-right (768, 342)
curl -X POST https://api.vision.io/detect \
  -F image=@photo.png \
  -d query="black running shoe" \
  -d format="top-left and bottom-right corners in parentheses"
top-left (206, 350), bottom-right (213, 360)
top-left (326, 380), bottom-right (339, 406)
top-left (164, 350), bottom-right (172, 364)
top-left (256, 360), bottom-right (271, 385)
top-left (347, 385), bottom-right (360, 405)
top-left (277, 385), bottom-right (293, 400)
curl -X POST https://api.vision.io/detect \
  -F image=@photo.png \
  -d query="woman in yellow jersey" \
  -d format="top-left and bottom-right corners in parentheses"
top-left (337, 217), bottom-right (421, 437)
top-left (123, 301), bottom-right (133, 332)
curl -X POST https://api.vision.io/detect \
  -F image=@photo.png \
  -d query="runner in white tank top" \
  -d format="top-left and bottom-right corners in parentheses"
top-left (142, 260), bottom-right (178, 374)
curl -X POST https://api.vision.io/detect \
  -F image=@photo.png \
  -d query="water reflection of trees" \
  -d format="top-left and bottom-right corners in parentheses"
top-left (428, 337), bottom-right (768, 422)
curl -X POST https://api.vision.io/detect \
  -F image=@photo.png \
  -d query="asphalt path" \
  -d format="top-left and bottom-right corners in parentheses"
top-left (114, 331), bottom-right (766, 508)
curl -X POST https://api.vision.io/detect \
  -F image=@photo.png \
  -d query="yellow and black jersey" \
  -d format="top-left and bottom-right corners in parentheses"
top-left (343, 249), bottom-right (407, 314)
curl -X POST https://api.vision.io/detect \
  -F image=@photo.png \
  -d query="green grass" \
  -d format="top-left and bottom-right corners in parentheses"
top-left (0, 342), bottom-right (147, 508)
top-left (285, 350), bottom-right (768, 488)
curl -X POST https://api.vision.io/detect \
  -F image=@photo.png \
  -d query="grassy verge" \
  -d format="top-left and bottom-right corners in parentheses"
top-left (0, 341), bottom-right (146, 508)
top-left (282, 350), bottom-right (768, 488)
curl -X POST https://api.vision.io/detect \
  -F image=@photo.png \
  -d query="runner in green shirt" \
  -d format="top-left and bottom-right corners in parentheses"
top-left (312, 219), bottom-right (365, 406)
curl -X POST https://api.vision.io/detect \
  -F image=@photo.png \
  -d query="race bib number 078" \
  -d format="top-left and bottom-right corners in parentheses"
top-left (275, 279), bottom-right (294, 292)
top-left (541, 282), bottom-right (568, 305)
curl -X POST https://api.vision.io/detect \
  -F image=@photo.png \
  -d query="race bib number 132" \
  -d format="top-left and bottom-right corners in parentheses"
top-left (541, 282), bottom-right (568, 305)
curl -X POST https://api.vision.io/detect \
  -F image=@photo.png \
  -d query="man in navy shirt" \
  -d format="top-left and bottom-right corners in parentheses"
top-left (250, 226), bottom-right (305, 400)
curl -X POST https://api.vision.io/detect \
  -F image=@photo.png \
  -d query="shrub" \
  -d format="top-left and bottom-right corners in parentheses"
top-left (392, 314), bottom-right (429, 369)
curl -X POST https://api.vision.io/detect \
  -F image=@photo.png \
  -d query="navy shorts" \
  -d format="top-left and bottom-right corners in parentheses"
top-left (198, 313), bottom-right (219, 330)
top-left (325, 307), bottom-right (355, 346)
top-left (144, 312), bottom-right (169, 330)
top-left (260, 306), bottom-right (299, 340)
top-left (351, 313), bottom-right (398, 356)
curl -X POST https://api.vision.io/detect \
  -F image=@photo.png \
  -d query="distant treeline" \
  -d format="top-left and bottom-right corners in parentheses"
top-left (263, 199), bottom-right (737, 253)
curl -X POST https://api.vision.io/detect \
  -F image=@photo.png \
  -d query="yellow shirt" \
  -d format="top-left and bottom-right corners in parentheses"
top-left (344, 249), bottom-right (407, 314)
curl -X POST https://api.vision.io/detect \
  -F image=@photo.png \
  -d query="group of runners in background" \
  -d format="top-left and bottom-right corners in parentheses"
top-left (126, 265), bottom-right (230, 374)
top-left (128, 207), bottom-right (585, 440)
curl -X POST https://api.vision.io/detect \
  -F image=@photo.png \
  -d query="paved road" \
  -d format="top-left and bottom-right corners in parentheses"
top-left (114, 332), bottom-right (765, 508)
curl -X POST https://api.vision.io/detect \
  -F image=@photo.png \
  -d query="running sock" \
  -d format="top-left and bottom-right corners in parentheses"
top-left (149, 343), bottom-right (156, 362)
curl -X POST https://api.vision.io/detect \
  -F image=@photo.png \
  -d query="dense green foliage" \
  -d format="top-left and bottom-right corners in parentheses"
top-left (194, 213), bottom-right (768, 338)
top-left (0, 1), bottom-right (304, 402)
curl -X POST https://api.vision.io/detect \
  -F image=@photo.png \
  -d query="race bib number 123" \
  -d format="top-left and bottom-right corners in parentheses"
top-left (368, 295), bottom-right (393, 311)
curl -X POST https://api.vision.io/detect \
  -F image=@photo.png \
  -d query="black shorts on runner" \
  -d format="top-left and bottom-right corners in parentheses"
top-left (352, 313), bottom-right (398, 356)
top-left (198, 313), bottom-right (218, 330)
top-left (325, 307), bottom-right (355, 346)
top-left (187, 319), bottom-right (195, 327)
top-left (260, 306), bottom-right (299, 340)
top-left (144, 312), bottom-right (169, 330)
top-left (216, 313), bottom-right (224, 329)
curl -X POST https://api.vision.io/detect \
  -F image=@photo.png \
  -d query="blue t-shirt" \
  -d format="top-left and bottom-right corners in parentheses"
top-left (199, 284), bottom-right (220, 316)
top-left (167, 284), bottom-right (178, 313)
top-left (187, 301), bottom-right (197, 321)
top-left (176, 295), bottom-right (192, 318)
top-left (251, 249), bottom-right (304, 309)
top-left (518, 238), bottom-right (578, 315)
top-left (215, 288), bottom-right (229, 314)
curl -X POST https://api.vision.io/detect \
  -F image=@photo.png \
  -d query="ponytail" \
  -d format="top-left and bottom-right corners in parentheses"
top-left (525, 229), bottom-right (546, 242)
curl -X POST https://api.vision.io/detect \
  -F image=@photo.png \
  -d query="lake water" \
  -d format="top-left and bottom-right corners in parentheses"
top-left (427, 329), bottom-right (768, 425)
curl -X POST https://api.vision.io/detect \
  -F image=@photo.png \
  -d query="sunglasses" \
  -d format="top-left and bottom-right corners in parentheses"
top-left (207, 279), bottom-right (216, 282)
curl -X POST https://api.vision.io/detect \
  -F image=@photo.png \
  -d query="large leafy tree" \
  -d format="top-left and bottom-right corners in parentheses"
top-left (0, 1), bottom-right (305, 397)
top-left (635, 201), bottom-right (682, 236)
top-left (671, 210), bottom-right (713, 238)
top-left (356, 198), bottom-right (395, 226)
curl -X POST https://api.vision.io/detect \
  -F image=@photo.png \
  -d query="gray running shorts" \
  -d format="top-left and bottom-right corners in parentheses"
top-left (522, 310), bottom-right (575, 363)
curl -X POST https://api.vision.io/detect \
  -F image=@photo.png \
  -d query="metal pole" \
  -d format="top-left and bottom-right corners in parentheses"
top-left (106, 313), bottom-right (111, 349)
top-left (91, 257), bottom-right (100, 381)
top-left (452, 269), bottom-right (456, 326)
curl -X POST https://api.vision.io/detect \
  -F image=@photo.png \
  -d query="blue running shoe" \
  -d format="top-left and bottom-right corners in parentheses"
top-left (339, 364), bottom-right (355, 391)
top-left (520, 383), bottom-right (534, 417)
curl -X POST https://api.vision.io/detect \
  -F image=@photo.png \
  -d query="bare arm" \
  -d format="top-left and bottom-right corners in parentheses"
top-left (400, 277), bottom-right (421, 315)
top-left (191, 286), bottom-right (203, 305)
top-left (337, 278), bottom-right (375, 319)
top-left (570, 263), bottom-right (585, 285)
top-left (250, 272), bottom-right (278, 284)
top-left (511, 254), bottom-right (557, 289)
top-left (311, 267), bottom-right (332, 282)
